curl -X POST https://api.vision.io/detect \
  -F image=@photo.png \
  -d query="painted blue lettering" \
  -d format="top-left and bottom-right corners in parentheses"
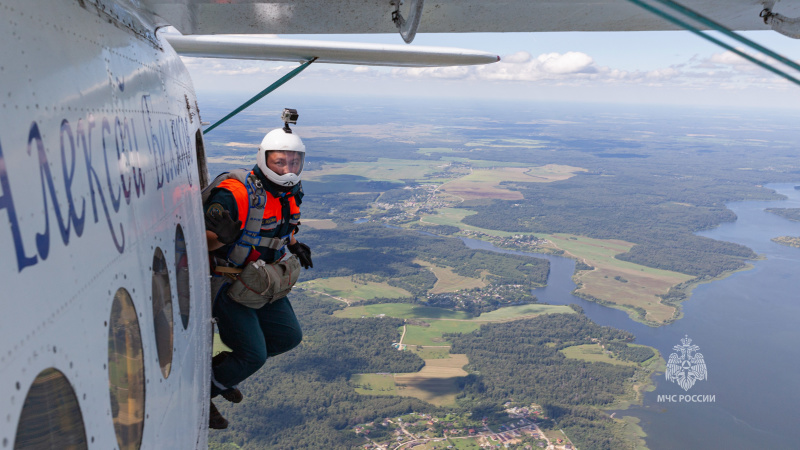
top-left (128, 117), bottom-right (145, 197)
top-left (102, 117), bottom-right (121, 212)
top-left (159, 120), bottom-right (171, 185)
top-left (60, 120), bottom-right (86, 237)
top-left (0, 139), bottom-right (38, 272)
top-left (115, 117), bottom-right (132, 205)
top-left (79, 116), bottom-right (125, 253)
top-left (28, 122), bottom-right (71, 259)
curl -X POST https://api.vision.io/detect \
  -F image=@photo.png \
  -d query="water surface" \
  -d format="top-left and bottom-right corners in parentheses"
top-left (462, 183), bottom-right (800, 449)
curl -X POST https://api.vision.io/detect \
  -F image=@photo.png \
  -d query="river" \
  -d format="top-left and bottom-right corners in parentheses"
top-left (461, 183), bottom-right (800, 449)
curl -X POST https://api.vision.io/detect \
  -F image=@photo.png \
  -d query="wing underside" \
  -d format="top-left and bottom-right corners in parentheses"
top-left (145, 0), bottom-right (795, 36)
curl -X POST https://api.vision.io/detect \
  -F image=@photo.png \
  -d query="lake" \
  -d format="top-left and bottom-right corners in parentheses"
top-left (462, 183), bottom-right (800, 449)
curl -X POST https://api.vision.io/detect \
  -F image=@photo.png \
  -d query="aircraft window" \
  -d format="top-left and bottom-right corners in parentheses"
top-left (14, 368), bottom-right (88, 450)
top-left (152, 247), bottom-right (174, 378)
top-left (195, 129), bottom-right (210, 189)
top-left (175, 225), bottom-right (190, 329)
top-left (108, 288), bottom-right (145, 450)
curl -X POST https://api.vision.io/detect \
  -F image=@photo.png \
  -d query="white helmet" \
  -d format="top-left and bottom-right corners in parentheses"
top-left (256, 128), bottom-right (306, 187)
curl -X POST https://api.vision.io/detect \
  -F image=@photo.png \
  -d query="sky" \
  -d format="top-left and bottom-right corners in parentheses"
top-left (182, 30), bottom-right (800, 110)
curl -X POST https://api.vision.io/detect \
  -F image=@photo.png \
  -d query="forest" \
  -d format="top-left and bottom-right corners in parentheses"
top-left (203, 101), bottom-right (800, 450)
top-left (462, 173), bottom-right (762, 277)
top-left (209, 296), bottom-right (648, 450)
top-left (766, 207), bottom-right (800, 222)
top-left (210, 294), bottom-right (433, 449)
top-left (450, 313), bottom-right (644, 450)
top-left (298, 223), bottom-right (549, 297)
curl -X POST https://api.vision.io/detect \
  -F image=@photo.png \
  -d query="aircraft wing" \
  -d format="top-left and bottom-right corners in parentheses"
top-left (166, 35), bottom-right (499, 67)
top-left (145, 0), bottom-right (797, 36)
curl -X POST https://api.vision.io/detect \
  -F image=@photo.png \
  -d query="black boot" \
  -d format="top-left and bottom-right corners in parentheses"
top-left (213, 351), bottom-right (243, 403)
top-left (209, 401), bottom-right (228, 429)
top-left (221, 388), bottom-right (243, 403)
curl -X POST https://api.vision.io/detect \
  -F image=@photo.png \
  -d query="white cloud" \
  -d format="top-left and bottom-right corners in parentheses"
top-left (386, 48), bottom-right (796, 91)
top-left (183, 46), bottom-right (797, 101)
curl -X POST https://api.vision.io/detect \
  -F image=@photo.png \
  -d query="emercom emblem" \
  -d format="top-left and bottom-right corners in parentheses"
top-left (665, 335), bottom-right (707, 391)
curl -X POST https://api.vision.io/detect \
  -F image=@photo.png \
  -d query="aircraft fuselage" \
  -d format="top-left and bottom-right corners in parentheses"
top-left (0, 1), bottom-right (211, 448)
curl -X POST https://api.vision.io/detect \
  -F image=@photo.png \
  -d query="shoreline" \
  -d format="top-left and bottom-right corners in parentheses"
top-left (403, 227), bottom-right (764, 328)
top-left (571, 261), bottom-right (758, 327)
top-left (605, 349), bottom-right (666, 450)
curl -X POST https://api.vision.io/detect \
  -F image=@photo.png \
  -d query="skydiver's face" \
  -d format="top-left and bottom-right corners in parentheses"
top-left (266, 151), bottom-right (302, 175)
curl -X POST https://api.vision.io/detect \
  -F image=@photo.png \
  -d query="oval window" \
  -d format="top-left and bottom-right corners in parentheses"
top-left (108, 288), bottom-right (145, 450)
top-left (152, 247), bottom-right (173, 378)
top-left (175, 225), bottom-right (190, 329)
top-left (14, 368), bottom-right (88, 449)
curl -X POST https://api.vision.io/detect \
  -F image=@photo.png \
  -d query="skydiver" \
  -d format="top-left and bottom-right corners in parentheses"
top-left (203, 116), bottom-right (313, 429)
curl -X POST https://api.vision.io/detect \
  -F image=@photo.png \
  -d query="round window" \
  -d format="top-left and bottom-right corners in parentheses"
top-left (152, 247), bottom-right (173, 378)
top-left (108, 288), bottom-right (145, 450)
top-left (14, 368), bottom-right (88, 449)
top-left (175, 225), bottom-right (190, 329)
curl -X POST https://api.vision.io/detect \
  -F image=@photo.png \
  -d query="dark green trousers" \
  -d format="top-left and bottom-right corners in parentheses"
top-left (211, 285), bottom-right (302, 397)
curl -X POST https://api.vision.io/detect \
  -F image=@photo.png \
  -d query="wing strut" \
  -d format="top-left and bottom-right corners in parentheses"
top-left (203, 58), bottom-right (316, 135)
top-left (627, 0), bottom-right (800, 87)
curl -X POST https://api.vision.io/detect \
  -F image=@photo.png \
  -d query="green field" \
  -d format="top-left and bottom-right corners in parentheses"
top-left (415, 259), bottom-right (486, 293)
top-left (449, 438), bottom-right (483, 449)
top-left (304, 158), bottom-right (447, 183)
top-left (351, 373), bottom-right (398, 396)
top-left (477, 304), bottom-right (575, 321)
top-left (549, 234), bottom-right (690, 278)
top-left (419, 208), bottom-right (524, 237)
top-left (411, 346), bottom-right (452, 359)
top-left (403, 321), bottom-right (483, 346)
top-left (417, 147), bottom-right (456, 155)
top-left (333, 303), bottom-right (473, 320)
top-left (464, 138), bottom-right (547, 148)
top-left (547, 233), bottom-right (693, 323)
top-left (299, 277), bottom-right (412, 302)
top-left (560, 344), bottom-right (639, 367)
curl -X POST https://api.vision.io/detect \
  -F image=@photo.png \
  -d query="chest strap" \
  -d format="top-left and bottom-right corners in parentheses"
top-left (227, 172), bottom-right (267, 266)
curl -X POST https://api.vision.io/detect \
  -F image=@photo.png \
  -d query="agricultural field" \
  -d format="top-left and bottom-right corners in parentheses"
top-left (333, 303), bottom-right (472, 320)
top-left (439, 165), bottom-right (586, 201)
top-left (560, 344), bottom-right (639, 367)
top-left (303, 158), bottom-right (446, 183)
top-left (394, 354), bottom-right (470, 406)
top-left (419, 206), bottom-right (689, 323)
top-left (419, 208), bottom-right (522, 237)
top-left (351, 373), bottom-right (398, 396)
top-left (411, 346), bottom-right (452, 359)
top-left (415, 259), bottom-right (486, 294)
top-left (300, 218), bottom-right (337, 230)
top-left (547, 234), bottom-right (693, 323)
top-left (346, 302), bottom-right (575, 406)
top-left (351, 356), bottom-right (471, 407)
top-left (298, 277), bottom-right (412, 302)
top-left (464, 138), bottom-right (548, 148)
top-left (476, 304), bottom-right (574, 321)
top-left (403, 321), bottom-right (482, 346)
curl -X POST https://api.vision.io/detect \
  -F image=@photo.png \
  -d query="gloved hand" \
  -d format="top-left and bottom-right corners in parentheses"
top-left (205, 209), bottom-right (242, 245)
top-left (288, 241), bottom-right (313, 269)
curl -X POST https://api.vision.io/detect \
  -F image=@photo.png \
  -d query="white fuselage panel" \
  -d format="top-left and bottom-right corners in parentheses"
top-left (0, 1), bottom-right (210, 448)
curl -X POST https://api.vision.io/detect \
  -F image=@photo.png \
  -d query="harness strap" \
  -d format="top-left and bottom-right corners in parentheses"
top-left (227, 172), bottom-right (267, 266)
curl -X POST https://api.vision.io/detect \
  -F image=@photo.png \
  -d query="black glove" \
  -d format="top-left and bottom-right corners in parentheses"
top-left (205, 209), bottom-right (242, 245)
top-left (288, 241), bottom-right (313, 269)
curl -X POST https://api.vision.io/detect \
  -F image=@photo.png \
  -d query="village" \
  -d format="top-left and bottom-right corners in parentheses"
top-left (353, 404), bottom-right (575, 450)
top-left (367, 182), bottom-right (551, 256)
top-left (422, 284), bottom-right (536, 313)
